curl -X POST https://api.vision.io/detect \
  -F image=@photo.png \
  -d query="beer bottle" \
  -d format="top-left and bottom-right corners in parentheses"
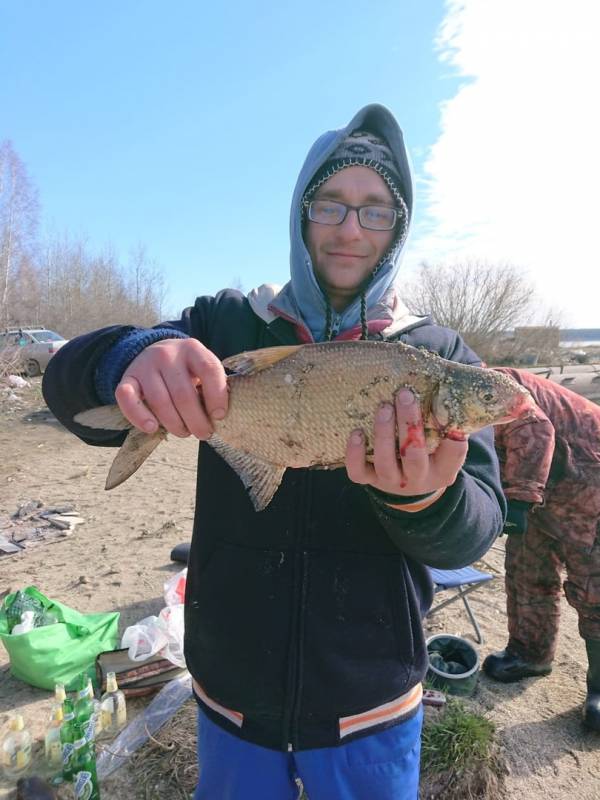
top-left (74, 674), bottom-right (102, 742)
top-left (44, 705), bottom-right (64, 785)
top-left (0, 714), bottom-right (32, 777)
top-left (100, 671), bottom-right (127, 736)
top-left (73, 737), bottom-right (101, 800)
top-left (61, 697), bottom-right (76, 781)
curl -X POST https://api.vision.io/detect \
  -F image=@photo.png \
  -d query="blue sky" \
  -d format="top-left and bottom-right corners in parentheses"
top-left (2, 0), bottom-right (598, 326)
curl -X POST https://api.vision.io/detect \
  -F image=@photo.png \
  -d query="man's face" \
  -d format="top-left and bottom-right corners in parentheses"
top-left (304, 166), bottom-right (396, 311)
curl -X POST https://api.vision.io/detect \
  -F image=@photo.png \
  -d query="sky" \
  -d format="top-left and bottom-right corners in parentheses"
top-left (1, 0), bottom-right (599, 327)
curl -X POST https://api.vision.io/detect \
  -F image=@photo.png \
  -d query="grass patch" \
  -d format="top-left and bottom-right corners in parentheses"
top-left (420, 699), bottom-right (507, 800)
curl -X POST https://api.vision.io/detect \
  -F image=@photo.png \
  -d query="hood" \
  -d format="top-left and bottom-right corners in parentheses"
top-left (271, 103), bottom-right (414, 342)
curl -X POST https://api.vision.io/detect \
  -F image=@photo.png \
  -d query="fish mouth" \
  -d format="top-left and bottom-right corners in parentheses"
top-left (509, 393), bottom-right (536, 420)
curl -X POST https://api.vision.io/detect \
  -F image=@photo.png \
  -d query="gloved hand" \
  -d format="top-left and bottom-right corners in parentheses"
top-left (503, 499), bottom-right (532, 535)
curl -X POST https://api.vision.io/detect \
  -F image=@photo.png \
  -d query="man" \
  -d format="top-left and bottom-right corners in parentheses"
top-left (43, 104), bottom-right (505, 799)
top-left (484, 368), bottom-right (600, 732)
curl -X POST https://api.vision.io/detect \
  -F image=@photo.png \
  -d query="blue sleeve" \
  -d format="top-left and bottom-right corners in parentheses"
top-left (95, 327), bottom-right (189, 404)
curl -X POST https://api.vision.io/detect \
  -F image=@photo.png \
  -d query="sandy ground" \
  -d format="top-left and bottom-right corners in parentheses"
top-left (0, 378), bottom-right (599, 799)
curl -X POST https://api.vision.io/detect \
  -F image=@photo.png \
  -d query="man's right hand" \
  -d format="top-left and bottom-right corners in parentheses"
top-left (115, 338), bottom-right (228, 440)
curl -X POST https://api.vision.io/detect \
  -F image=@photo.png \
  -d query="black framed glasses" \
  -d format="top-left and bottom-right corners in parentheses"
top-left (306, 199), bottom-right (402, 231)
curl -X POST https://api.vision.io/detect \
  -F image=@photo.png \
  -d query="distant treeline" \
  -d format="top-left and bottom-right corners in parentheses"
top-left (1, 140), bottom-right (166, 338)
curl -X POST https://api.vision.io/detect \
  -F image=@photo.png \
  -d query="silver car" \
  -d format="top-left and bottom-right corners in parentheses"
top-left (0, 328), bottom-right (69, 376)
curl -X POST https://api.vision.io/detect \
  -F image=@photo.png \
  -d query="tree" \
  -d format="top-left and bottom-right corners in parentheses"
top-left (0, 141), bottom-right (39, 326)
top-left (401, 261), bottom-right (539, 362)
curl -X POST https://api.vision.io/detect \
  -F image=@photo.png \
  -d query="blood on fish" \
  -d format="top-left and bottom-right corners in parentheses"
top-left (399, 422), bottom-right (426, 457)
top-left (445, 429), bottom-right (467, 442)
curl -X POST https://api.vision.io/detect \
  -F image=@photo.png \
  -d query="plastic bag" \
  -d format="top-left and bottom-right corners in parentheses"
top-left (163, 567), bottom-right (187, 606)
top-left (120, 604), bottom-right (185, 668)
top-left (0, 586), bottom-right (119, 691)
top-left (96, 672), bottom-right (192, 779)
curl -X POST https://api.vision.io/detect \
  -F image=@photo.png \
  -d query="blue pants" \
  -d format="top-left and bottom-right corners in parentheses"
top-left (193, 705), bottom-right (423, 800)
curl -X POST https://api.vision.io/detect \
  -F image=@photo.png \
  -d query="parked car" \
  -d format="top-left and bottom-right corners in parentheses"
top-left (0, 327), bottom-right (69, 376)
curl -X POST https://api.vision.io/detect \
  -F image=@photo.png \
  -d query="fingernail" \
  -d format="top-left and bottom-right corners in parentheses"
top-left (143, 420), bottom-right (157, 433)
top-left (377, 404), bottom-right (394, 422)
top-left (397, 389), bottom-right (414, 406)
top-left (212, 408), bottom-right (226, 421)
top-left (351, 430), bottom-right (363, 445)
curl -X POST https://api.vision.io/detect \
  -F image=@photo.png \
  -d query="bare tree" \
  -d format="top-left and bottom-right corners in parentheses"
top-left (0, 141), bottom-right (39, 327)
top-left (33, 234), bottom-right (167, 337)
top-left (401, 260), bottom-right (539, 362)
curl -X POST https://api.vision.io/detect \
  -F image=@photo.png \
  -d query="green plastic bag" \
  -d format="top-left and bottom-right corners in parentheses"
top-left (0, 586), bottom-right (119, 691)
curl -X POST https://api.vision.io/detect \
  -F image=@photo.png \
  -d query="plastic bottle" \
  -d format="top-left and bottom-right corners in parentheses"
top-left (100, 671), bottom-right (126, 736)
top-left (50, 682), bottom-right (66, 719)
top-left (72, 737), bottom-right (101, 800)
top-left (11, 610), bottom-right (36, 635)
top-left (74, 675), bottom-right (102, 743)
top-left (61, 697), bottom-right (77, 781)
top-left (44, 705), bottom-right (64, 785)
top-left (5, 590), bottom-right (45, 632)
top-left (0, 714), bottom-right (32, 777)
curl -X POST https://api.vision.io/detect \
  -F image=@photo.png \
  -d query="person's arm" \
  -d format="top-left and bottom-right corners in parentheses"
top-left (42, 295), bottom-right (226, 445)
top-left (494, 409), bottom-right (555, 505)
top-left (360, 425), bottom-right (504, 569)
top-left (345, 326), bottom-right (506, 569)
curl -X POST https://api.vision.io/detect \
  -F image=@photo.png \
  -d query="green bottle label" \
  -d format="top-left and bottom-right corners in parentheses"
top-left (74, 770), bottom-right (93, 800)
top-left (62, 741), bottom-right (74, 768)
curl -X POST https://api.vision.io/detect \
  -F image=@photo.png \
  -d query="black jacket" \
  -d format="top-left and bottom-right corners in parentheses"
top-left (43, 289), bottom-right (505, 750)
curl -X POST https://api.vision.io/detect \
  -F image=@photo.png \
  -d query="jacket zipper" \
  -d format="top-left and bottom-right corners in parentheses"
top-left (283, 472), bottom-right (311, 751)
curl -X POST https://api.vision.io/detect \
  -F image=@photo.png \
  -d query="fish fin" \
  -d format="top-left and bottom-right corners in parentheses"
top-left (207, 434), bottom-right (285, 511)
top-left (222, 345), bottom-right (302, 376)
top-left (75, 404), bottom-right (133, 430)
top-left (105, 428), bottom-right (167, 489)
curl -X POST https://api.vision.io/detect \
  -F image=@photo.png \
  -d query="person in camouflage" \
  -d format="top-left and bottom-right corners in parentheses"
top-left (482, 367), bottom-right (600, 730)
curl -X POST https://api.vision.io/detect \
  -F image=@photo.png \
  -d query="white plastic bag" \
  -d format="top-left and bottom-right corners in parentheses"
top-left (96, 672), bottom-right (192, 780)
top-left (158, 605), bottom-right (185, 668)
top-left (121, 616), bottom-right (169, 661)
top-left (120, 605), bottom-right (185, 668)
top-left (164, 567), bottom-right (187, 606)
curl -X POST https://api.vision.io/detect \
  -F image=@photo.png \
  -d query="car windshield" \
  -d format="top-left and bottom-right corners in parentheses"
top-left (30, 330), bottom-right (64, 343)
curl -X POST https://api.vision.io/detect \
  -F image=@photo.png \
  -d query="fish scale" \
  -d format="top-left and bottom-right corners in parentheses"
top-left (74, 340), bottom-right (534, 512)
top-left (218, 341), bottom-right (445, 467)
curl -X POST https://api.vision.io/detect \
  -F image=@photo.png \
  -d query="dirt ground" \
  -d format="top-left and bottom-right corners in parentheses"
top-left (1, 378), bottom-right (599, 799)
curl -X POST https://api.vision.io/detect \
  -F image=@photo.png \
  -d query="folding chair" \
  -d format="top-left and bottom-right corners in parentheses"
top-left (427, 566), bottom-right (494, 644)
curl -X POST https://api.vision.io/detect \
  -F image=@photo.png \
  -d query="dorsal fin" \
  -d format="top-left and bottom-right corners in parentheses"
top-left (222, 345), bottom-right (302, 376)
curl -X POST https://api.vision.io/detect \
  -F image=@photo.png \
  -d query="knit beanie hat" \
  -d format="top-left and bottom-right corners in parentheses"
top-left (302, 130), bottom-right (408, 219)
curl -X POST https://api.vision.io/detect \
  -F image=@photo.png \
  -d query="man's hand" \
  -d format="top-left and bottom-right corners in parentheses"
top-left (345, 388), bottom-right (468, 505)
top-left (115, 338), bottom-right (228, 439)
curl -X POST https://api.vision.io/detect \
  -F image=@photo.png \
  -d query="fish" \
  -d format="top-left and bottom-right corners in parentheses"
top-left (74, 340), bottom-right (534, 511)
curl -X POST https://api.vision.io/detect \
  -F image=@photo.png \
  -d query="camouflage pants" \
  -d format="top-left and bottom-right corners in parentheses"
top-left (505, 499), bottom-right (600, 663)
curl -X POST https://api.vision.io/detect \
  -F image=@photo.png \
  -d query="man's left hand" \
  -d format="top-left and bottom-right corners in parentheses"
top-left (345, 388), bottom-right (468, 502)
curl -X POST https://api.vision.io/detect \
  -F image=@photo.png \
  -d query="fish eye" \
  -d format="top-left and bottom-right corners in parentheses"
top-left (478, 389), bottom-right (497, 404)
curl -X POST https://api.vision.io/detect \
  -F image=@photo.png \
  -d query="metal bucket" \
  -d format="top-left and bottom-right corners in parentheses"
top-left (426, 634), bottom-right (480, 697)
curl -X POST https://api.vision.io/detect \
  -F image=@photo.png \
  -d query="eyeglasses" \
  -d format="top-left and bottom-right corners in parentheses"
top-left (306, 199), bottom-right (402, 231)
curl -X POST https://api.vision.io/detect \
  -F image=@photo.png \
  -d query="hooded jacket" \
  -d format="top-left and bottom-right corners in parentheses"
top-left (273, 103), bottom-right (415, 343)
top-left (42, 104), bottom-right (505, 751)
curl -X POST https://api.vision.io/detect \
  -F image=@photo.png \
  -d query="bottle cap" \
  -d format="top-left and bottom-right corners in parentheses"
top-left (55, 683), bottom-right (66, 702)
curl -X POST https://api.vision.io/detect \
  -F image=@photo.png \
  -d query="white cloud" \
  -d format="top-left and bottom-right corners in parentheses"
top-left (405, 0), bottom-right (600, 327)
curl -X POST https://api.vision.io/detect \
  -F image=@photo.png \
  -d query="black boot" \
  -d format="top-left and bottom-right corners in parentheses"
top-left (583, 639), bottom-right (600, 731)
top-left (482, 648), bottom-right (552, 683)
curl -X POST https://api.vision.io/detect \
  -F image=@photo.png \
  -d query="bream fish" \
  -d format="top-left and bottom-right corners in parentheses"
top-left (75, 340), bottom-right (534, 511)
